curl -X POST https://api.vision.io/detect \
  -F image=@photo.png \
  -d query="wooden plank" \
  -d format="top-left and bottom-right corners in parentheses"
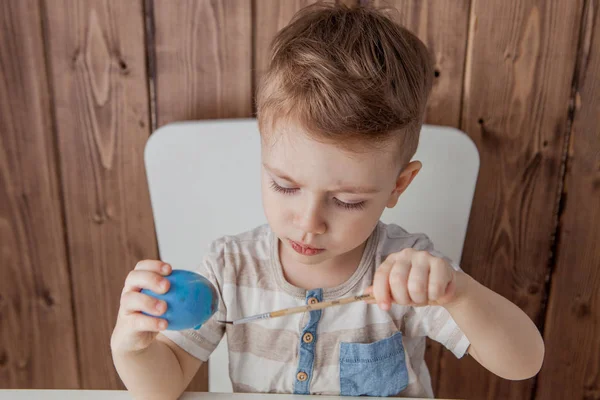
top-left (42, 0), bottom-right (156, 389)
top-left (152, 0), bottom-right (253, 390)
top-left (370, 1), bottom-right (470, 391)
top-left (436, 1), bottom-right (584, 399)
top-left (0, 0), bottom-right (79, 389)
top-left (535, 1), bottom-right (600, 399)
top-left (154, 0), bottom-right (252, 126)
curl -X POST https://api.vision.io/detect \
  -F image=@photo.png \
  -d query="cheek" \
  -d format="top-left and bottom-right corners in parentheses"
top-left (335, 202), bottom-right (386, 234)
top-left (261, 185), bottom-right (288, 224)
top-left (338, 211), bottom-right (376, 231)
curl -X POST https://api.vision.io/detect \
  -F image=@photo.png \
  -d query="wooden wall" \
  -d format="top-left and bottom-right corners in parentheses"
top-left (1, 0), bottom-right (598, 399)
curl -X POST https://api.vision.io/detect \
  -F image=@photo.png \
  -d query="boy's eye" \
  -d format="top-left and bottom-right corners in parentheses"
top-left (270, 180), bottom-right (366, 211)
top-left (270, 180), bottom-right (298, 194)
top-left (333, 198), bottom-right (366, 210)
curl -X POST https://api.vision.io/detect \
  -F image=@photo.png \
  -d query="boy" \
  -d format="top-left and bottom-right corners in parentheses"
top-left (111, 3), bottom-right (544, 399)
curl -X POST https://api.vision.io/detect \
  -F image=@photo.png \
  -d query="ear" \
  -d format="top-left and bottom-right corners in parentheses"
top-left (386, 161), bottom-right (422, 208)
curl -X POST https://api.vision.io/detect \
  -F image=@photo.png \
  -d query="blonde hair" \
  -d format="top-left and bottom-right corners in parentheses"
top-left (256, 2), bottom-right (434, 167)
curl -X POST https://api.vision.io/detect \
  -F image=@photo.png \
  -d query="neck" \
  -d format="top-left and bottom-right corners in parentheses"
top-left (279, 240), bottom-right (367, 290)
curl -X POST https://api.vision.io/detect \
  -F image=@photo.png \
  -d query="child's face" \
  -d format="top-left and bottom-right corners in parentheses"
top-left (261, 122), bottom-right (420, 267)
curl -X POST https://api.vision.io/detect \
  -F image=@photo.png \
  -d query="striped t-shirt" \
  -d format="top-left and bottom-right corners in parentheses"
top-left (163, 221), bottom-right (469, 398)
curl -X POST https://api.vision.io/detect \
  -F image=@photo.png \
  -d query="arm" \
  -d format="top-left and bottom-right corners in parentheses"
top-left (112, 333), bottom-right (202, 400)
top-left (110, 260), bottom-right (204, 400)
top-left (371, 248), bottom-right (545, 381)
top-left (444, 272), bottom-right (545, 380)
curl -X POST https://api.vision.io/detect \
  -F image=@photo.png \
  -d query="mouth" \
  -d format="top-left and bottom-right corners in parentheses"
top-left (288, 239), bottom-right (325, 256)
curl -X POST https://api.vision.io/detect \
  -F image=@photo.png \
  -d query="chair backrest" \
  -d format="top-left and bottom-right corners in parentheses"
top-left (144, 118), bottom-right (479, 392)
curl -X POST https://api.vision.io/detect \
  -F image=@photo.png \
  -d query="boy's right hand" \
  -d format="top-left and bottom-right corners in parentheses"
top-left (111, 260), bottom-right (172, 354)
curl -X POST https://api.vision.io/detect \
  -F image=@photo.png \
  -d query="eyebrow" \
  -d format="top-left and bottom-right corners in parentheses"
top-left (263, 163), bottom-right (381, 194)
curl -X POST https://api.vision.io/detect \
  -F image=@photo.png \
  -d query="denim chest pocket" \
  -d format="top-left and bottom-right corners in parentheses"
top-left (339, 332), bottom-right (408, 397)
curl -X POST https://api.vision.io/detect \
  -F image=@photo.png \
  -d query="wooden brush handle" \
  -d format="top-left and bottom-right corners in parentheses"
top-left (269, 293), bottom-right (375, 318)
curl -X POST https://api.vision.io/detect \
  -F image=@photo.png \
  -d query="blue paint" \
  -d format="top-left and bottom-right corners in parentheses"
top-left (141, 270), bottom-right (218, 330)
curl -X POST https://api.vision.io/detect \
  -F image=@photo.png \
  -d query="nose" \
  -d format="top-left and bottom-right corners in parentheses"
top-left (294, 198), bottom-right (327, 237)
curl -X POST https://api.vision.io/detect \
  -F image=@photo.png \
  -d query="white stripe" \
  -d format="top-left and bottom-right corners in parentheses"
top-left (432, 317), bottom-right (455, 343)
top-left (404, 346), bottom-right (419, 384)
top-left (222, 284), bottom-right (306, 329)
top-left (228, 350), bottom-right (296, 392)
top-left (187, 323), bottom-right (224, 346)
top-left (416, 362), bottom-right (434, 397)
top-left (318, 302), bottom-right (410, 333)
top-left (161, 330), bottom-right (212, 361)
top-left (220, 228), bottom-right (271, 259)
top-left (309, 365), bottom-right (340, 395)
top-left (451, 334), bottom-right (470, 358)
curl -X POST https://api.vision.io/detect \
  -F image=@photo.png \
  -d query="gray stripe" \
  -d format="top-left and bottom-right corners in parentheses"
top-left (222, 253), bottom-right (279, 291)
top-left (227, 323), bottom-right (298, 363)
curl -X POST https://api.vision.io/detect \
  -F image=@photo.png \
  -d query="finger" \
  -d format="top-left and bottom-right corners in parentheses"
top-left (128, 313), bottom-right (168, 332)
top-left (389, 257), bottom-right (412, 305)
top-left (373, 256), bottom-right (395, 310)
top-left (123, 270), bottom-right (170, 295)
top-left (120, 291), bottom-right (167, 316)
top-left (428, 258), bottom-right (451, 302)
top-left (436, 261), bottom-right (458, 305)
top-left (407, 252), bottom-right (430, 305)
top-left (135, 260), bottom-right (172, 274)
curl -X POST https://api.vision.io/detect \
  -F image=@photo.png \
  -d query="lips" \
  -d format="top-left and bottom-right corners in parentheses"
top-left (289, 239), bottom-right (324, 256)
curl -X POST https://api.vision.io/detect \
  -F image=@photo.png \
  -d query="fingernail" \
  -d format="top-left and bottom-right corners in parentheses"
top-left (162, 264), bottom-right (170, 274)
top-left (159, 320), bottom-right (167, 330)
top-left (161, 280), bottom-right (169, 290)
top-left (156, 301), bottom-right (165, 312)
top-left (379, 302), bottom-right (390, 311)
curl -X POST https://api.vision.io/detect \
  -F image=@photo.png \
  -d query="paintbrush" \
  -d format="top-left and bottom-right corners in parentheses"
top-left (218, 293), bottom-right (375, 325)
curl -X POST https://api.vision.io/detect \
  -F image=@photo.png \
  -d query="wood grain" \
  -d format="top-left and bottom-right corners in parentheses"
top-left (0, 0), bottom-right (79, 389)
top-left (438, 1), bottom-right (584, 399)
top-left (152, 0), bottom-right (253, 390)
top-left (1, 0), bottom-right (598, 394)
top-left (154, 0), bottom-right (252, 127)
top-left (370, 1), bottom-right (471, 391)
top-left (535, 1), bottom-right (600, 399)
top-left (42, 0), bottom-right (156, 389)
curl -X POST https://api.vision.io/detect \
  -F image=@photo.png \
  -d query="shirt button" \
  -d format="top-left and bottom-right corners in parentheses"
top-left (303, 332), bottom-right (314, 343)
top-left (296, 371), bottom-right (308, 382)
top-left (307, 297), bottom-right (318, 305)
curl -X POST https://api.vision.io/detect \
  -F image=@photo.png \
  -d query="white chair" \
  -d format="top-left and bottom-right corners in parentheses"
top-left (144, 118), bottom-right (480, 392)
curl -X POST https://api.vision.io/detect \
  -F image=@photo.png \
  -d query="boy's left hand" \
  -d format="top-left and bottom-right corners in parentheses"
top-left (367, 248), bottom-right (459, 310)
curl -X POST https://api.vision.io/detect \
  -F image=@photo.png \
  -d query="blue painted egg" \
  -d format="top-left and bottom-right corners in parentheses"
top-left (141, 269), bottom-right (218, 330)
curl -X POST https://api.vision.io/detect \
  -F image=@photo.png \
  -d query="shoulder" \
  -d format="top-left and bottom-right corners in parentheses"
top-left (375, 221), bottom-right (461, 271)
top-left (202, 224), bottom-right (274, 278)
top-left (375, 221), bottom-right (434, 255)
top-left (207, 224), bottom-right (272, 255)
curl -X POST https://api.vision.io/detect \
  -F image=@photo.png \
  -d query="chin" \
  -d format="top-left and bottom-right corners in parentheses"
top-left (294, 253), bottom-right (329, 265)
